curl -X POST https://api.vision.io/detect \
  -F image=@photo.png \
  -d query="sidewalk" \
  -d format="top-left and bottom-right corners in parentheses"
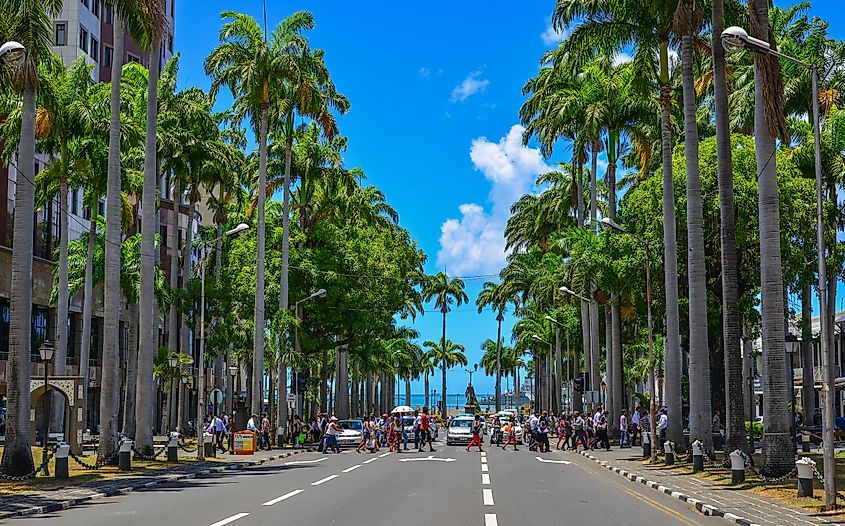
top-left (572, 447), bottom-right (841, 526)
top-left (0, 447), bottom-right (307, 520)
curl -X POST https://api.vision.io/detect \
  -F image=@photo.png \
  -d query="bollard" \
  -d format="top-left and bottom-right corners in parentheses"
top-left (691, 439), bottom-right (704, 472)
top-left (664, 441), bottom-right (675, 465)
top-left (796, 457), bottom-right (815, 498)
top-left (277, 426), bottom-right (285, 450)
top-left (729, 449), bottom-right (745, 484)
top-left (119, 438), bottom-right (133, 471)
top-left (54, 443), bottom-right (70, 480)
top-left (801, 431), bottom-right (811, 453)
top-left (204, 432), bottom-right (215, 458)
top-left (167, 433), bottom-right (178, 462)
top-left (642, 430), bottom-right (651, 458)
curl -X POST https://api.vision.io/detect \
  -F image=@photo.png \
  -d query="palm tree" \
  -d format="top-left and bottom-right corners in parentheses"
top-left (749, 0), bottom-right (792, 476)
top-left (711, 0), bottom-right (747, 457)
top-left (205, 11), bottom-right (308, 415)
top-left (676, 0), bottom-right (712, 451)
top-left (97, 0), bottom-right (166, 463)
top-left (420, 343), bottom-right (440, 409)
top-left (476, 281), bottom-right (516, 411)
top-left (0, 0), bottom-right (64, 476)
top-left (422, 272), bottom-right (469, 419)
top-left (554, 0), bottom-right (684, 446)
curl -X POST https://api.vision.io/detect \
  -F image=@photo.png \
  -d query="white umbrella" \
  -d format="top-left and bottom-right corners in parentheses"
top-left (391, 405), bottom-right (413, 414)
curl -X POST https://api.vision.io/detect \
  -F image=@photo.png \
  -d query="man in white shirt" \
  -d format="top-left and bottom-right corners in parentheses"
top-left (593, 405), bottom-right (604, 427)
top-left (246, 414), bottom-right (258, 432)
top-left (656, 409), bottom-right (668, 452)
top-left (630, 406), bottom-right (641, 446)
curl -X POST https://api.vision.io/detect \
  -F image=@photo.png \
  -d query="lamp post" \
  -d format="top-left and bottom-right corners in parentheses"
top-left (465, 364), bottom-right (478, 387)
top-left (196, 223), bottom-right (249, 461)
top-left (0, 41), bottom-right (25, 65)
top-left (532, 335), bottom-right (552, 412)
top-left (293, 289), bottom-right (327, 418)
top-left (559, 287), bottom-right (589, 405)
top-left (600, 217), bottom-right (658, 462)
top-left (786, 335), bottom-right (799, 453)
top-left (228, 363), bottom-right (238, 416)
top-left (39, 340), bottom-right (54, 475)
top-left (722, 26), bottom-right (834, 507)
top-left (168, 353), bottom-right (179, 433)
top-left (545, 315), bottom-right (564, 416)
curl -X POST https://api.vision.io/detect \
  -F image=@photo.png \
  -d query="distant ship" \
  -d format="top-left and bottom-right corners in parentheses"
top-left (478, 388), bottom-right (532, 407)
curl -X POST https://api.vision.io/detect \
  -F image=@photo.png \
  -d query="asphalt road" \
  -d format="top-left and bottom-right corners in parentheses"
top-left (15, 437), bottom-right (726, 526)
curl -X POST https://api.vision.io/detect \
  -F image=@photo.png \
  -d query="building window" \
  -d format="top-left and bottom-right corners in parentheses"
top-left (105, 5), bottom-right (113, 24)
top-left (92, 0), bottom-right (101, 18)
top-left (103, 45), bottom-right (113, 68)
top-left (168, 35), bottom-right (174, 54)
top-left (55, 22), bottom-right (68, 46)
top-left (97, 199), bottom-right (105, 216)
top-left (90, 36), bottom-right (99, 62)
top-left (71, 188), bottom-right (79, 215)
top-left (31, 307), bottom-right (49, 361)
top-left (79, 25), bottom-right (89, 54)
top-left (81, 0), bottom-right (90, 10)
top-left (128, 54), bottom-right (141, 64)
top-left (0, 299), bottom-right (9, 360)
top-left (90, 318), bottom-right (103, 365)
top-left (171, 0), bottom-right (175, 17)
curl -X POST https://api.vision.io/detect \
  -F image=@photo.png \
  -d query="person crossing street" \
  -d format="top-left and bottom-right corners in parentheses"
top-left (465, 414), bottom-right (484, 452)
top-left (501, 417), bottom-right (519, 451)
top-left (417, 407), bottom-right (436, 452)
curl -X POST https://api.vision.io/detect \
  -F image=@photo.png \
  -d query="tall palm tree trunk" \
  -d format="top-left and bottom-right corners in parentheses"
top-left (712, 0), bottom-right (747, 456)
top-left (555, 327), bottom-right (563, 415)
top-left (135, 39), bottom-right (161, 453)
top-left (750, 0), bottom-right (791, 476)
top-left (80, 217), bottom-right (97, 431)
top-left (800, 283), bottom-right (815, 425)
top-left (604, 304), bottom-right (614, 432)
top-left (98, 18), bottom-right (126, 462)
top-left (168, 175), bottom-right (180, 432)
top-left (351, 362), bottom-right (360, 417)
top-left (180, 197), bottom-right (195, 428)
top-left (277, 120), bottom-right (293, 436)
top-left (589, 149), bottom-right (600, 402)
top-left (575, 160), bottom-right (591, 394)
top-left (320, 349), bottom-right (328, 412)
top-left (0, 86), bottom-right (37, 475)
top-left (122, 302), bottom-right (138, 437)
top-left (658, 38), bottom-right (683, 448)
top-left (495, 314), bottom-right (503, 412)
top-left (252, 93), bottom-right (269, 416)
top-left (441, 309), bottom-right (448, 420)
top-left (213, 223), bottom-right (224, 394)
top-left (681, 31), bottom-right (713, 451)
top-left (52, 169), bottom-right (70, 431)
top-left (424, 371), bottom-right (430, 409)
top-left (607, 144), bottom-right (623, 437)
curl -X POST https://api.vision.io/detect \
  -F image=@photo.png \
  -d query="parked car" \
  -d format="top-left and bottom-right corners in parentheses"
top-left (336, 420), bottom-right (364, 448)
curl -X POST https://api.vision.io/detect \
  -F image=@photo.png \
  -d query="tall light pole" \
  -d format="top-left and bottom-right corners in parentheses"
top-left (545, 315), bottom-right (564, 416)
top-left (532, 335), bottom-right (552, 412)
top-left (560, 286), bottom-right (590, 412)
top-left (495, 311), bottom-right (504, 412)
top-left (600, 217), bottom-right (658, 462)
top-left (197, 223), bottom-right (249, 460)
top-left (293, 288), bottom-right (327, 419)
top-left (721, 26), bottom-right (834, 507)
top-left (39, 341), bottom-right (54, 475)
top-left (228, 363), bottom-right (238, 416)
top-left (168, 353), bottom-right (179, 433)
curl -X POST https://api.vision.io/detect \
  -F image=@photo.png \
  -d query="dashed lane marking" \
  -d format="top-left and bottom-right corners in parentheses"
top-left (482, 473), bottom-right (490, 485)
top-left (484, 513), bottom-right (498, 526)
top-left (481, 464), bottom-right (489, 472)
top-left (262, 489), bottom-right (304, 506)
top-left (209, 513), bottom-right (249, 526)
top-left (363, 457), bottom-right (378, 464)
top-left (310, 475), bottom-right (339, 486)
top-left (342, 464), bottom-right (362, 473)
top-left (379, 452), bottom-right (391, 458)
top-left (483, 488), bottom-right (494, 506)
top-left (285, 457), bottom-right (327, 465)
top-left (481, 457), bottom-right (487, 464)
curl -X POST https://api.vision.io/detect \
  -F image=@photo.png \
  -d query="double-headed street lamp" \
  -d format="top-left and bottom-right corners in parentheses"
top-left (197, 223), bottom-right (249, 460)
top-left (721, 26), bottom-right (835, 507)
top-left (600, 217), bottom-right (658, 462)
top-left (39, 340), bottom-right (54, 475)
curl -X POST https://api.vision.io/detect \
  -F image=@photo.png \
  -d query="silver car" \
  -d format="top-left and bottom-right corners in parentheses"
top-left (336, 420), bottom-right (364, 448)
top-left (446, 417), bottom-right (476, 445)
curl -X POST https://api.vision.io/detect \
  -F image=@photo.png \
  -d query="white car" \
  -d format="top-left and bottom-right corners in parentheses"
top-left (490, 412), bottom-right (523, 444)
top-left (446, 417), bottom-right (476, 446)
top-left (336, 420), bottom-right (364, 448)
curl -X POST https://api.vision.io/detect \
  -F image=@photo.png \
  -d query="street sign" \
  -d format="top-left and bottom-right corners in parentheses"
top-left (287, 393), bottom-right (296, 402)
top-left (210, 389), bottom-right (224, 405)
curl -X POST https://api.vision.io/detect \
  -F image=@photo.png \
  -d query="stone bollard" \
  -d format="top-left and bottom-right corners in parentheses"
top-left (119, 438), bottom-right (133, 471)
top-left (664, 441), bottom-right (675, 465)
top-left (54, 443), bottom-right (70, 480)
top-left (729, 449), bottom-right (745, 484)
top-left (691, 439), bottom-right (704, 472)
top-left (167, 433), bottom-right (178, 462)
top-left (277, 426), bottom-right (285, 450)
top-left (642, 430), bottom-right (651, 458)
top-left (796, 457), bottom-right (815, 498)
top-left (801, 431), bottom-right (811, 453)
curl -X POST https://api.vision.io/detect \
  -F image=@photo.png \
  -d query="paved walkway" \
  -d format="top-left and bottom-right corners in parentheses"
top-left (571, 447), bottom-right (842, 526)
top-left (0, 448), bottom-right (306, 520)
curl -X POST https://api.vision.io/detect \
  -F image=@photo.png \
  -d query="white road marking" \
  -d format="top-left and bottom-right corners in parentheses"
top-left (480, 451), bottom-right (486, 457)
top-left (483, 488), bottom-right (494, 506)
top-left (363, 457), bottom-right (378, 464)
top-left (310, 474), bottom-right (339, 486)
top-left (342, 464), bottom-right (362, 473)
top-left (262, 489), bottom-right (304, 506)
top-left (398, 455), bottom-right (455, 463)
top-left (481, 456), bottom-right (487, 464)
top-left (485, 513), bottom-right (498, 526)
top-left (481, 463), bottom-right (489, 472)
top-left (482, 473), bottom-right (490, 485)
top-left (535, 456), bottom-right (571, 464)
top-left (379, 452), bottom-right (391, 458)
top-left (285, 457), bottom-right (327, 465)
top-left (209, 513), bottom-right (249, 526)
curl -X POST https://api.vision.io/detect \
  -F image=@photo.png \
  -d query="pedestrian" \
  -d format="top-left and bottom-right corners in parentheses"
top-left (418, 407), bottom-right (436, 452)
top-left (712, 410), bottom-right (724, 451)
top-left (556, 417), bottom-right (567, 450)
top-left (537, 416), bottom-right (550, 452)
top-left (619, 409), bottom-right (630, 448)
top-left (630, 405), bottom-right (641, 446)
top-left (584, 414), bottom-right (595, 450)
top-left (324, 416), bottom-right (341, 453)
top-left (501, 418), bottom-right (519, 451)
top-left (656, 408), bottom-right (668, 453)
top-left (261, 413), bottom-right (271, 450)
top-left (572, 411), bottom-right (588, 451)
top-left (413, 410), bottom-right (421, 450)
top-left (528, 411), bottom-right (540, 451)
top-left (465, 414), bottom-right (484, 452)
top-left (593, 415), bottom-right (610, 451)
top-left (491, 416), bottom-right (502, 446)
top-left (357, 415), bottom-right (371, 453)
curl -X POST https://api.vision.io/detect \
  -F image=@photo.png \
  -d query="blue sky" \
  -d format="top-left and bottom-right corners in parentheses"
top-left (174, 1), bottom-right (845, 398)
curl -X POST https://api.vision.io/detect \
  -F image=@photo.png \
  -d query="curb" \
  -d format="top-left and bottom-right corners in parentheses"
top-left (577, 450), bottom-right (762, 526)
top-left (0, 449), bottom-right (308, 520)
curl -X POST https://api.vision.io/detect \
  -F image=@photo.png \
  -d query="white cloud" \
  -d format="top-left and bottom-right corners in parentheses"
top-left (450, 69), bottom-right (489, 102)
top-left (419, 67), bottom-right (430, 78)
top-left (540, 19), bottom-right (568, 46)
top-left (436, 125), bottom-right (552, 275)
top-left (613, 52), bottom-right (632, 65)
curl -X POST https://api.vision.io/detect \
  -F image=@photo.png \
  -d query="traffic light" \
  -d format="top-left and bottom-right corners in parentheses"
top-left (574, 376), bottom-right (583, 393)
top-left (293, 372), bottom-right (308, 394)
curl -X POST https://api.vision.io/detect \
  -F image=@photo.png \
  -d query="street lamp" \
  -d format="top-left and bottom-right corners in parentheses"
top-left (559, 286), bottom-right (589, 302)
top-left (722, 27), bottom-right (835, 508)
top-left (293, 289), bottom-right (327, 417)
top-left (228, 363), bottom-right (238, 415)
top-left (532, 335), bottom-right (552, 412)
top-left (0, 41), bottom-right (25, 65)
top-left (39, 340), bottom-right (54, 475)
top-left (600, 216), bottom-right (658, 462)
top-left (465, 364), bottom-right (478, 386)
top-left (197, 223), bottom-right (249, 461)
top-left (168, 353), bottom-right (179, 433)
